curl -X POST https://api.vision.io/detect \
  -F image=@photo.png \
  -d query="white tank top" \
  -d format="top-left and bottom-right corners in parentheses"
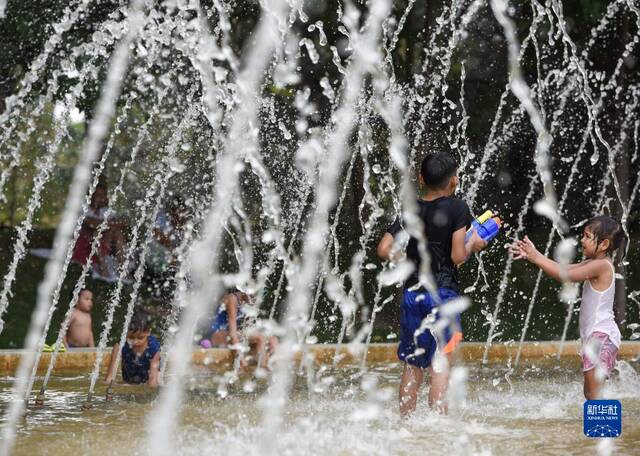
top-left (579, 261), bottom-right (621, 347)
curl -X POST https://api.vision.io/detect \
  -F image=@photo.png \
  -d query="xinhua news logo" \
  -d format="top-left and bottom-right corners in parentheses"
top-left (584, 400), bottom-right (622, 438)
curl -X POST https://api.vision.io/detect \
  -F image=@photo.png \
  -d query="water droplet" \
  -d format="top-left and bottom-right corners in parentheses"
top-left (169, 158), bottom-right (185, 173)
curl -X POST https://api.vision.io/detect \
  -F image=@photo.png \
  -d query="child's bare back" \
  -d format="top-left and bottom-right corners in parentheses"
top-left (64, 289), bottom-right (95, 348)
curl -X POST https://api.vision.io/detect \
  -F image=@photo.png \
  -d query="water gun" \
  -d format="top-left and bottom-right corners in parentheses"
top-left (466, 210), bottom-right (502, 243)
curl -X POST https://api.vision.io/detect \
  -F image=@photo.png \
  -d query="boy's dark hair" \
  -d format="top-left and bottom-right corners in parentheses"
top-left (585, 215), bottom-right (626, 257)
top-left (75, 288), bottom-right (92, 306)
top-left (420, 152), bottom-right (458, 190)
top-left (128, 309), bottom-right (152, 333)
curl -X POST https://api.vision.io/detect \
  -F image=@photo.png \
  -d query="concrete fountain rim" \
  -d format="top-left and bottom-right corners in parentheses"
top-left (0, 341), bottom-right (638, 374)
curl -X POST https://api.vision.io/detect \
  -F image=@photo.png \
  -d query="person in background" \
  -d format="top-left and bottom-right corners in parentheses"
top-left (72, 184), bottom-right (127, 282)
top-left (206, 290), bottom-right (279, 369)
top-left (146, 195), bottom-right (189, 303)
top-left (63, 288), bottom-right (95, 348)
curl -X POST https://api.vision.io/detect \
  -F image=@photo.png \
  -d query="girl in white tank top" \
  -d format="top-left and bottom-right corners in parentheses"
top-left (511, 215), bottom-right (626, 400)
top-left (579, 261), bottom-right (620, 348)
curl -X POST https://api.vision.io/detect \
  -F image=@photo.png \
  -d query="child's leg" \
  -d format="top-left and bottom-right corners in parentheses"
top-left (267, 336), bottom-right (279, 354)
top-left (265, 336), bottom-right (279, 366)
top-left (210, 330), bottom-right (229, 347)
top-left (581, 332), bottom-right (618, 400)
top-left (399, 363), bottom-right (424, 417)
top-left (583, 369), bottom-right (602, 400)
top-left (252, 336), bottom-right (279, 370)
top-left (427, 351), bottom-right (454, 413)
top-left (249, 334), bottom-right (267, 368)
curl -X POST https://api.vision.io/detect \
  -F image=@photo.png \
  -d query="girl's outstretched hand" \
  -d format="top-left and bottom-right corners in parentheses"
top-left (509, 235), bottom-right (540, 262)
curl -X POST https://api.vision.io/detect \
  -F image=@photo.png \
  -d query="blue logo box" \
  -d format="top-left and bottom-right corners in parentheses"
top-left (584, 400), bottom-right (622, 438)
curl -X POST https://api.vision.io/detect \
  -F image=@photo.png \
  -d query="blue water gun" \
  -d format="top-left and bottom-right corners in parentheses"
top-left (466, 210), bottom-right (502, 243)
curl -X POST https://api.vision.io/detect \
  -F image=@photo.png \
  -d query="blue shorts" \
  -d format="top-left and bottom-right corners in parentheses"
top-left (397, 287), bottom-right (463, 369)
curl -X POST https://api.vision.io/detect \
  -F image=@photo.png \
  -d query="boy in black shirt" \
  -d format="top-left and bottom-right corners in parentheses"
top-left (377, 152), bottom-right (486, 416)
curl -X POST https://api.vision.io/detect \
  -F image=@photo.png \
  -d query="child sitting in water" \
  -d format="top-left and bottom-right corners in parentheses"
top-left (207, 290), bottom-right (279, 369)
top-left (510, 215), bottom-right (626, 399)
top-left (64, 288), bottom-right (95, 348)
top-left (105, 309), bottom-right (160, 387)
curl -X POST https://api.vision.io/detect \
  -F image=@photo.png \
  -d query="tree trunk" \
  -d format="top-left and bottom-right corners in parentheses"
top-left (612, 11), bottom-right (631, 330)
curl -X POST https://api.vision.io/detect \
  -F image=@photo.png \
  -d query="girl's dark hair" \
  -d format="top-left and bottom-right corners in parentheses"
top-left (584, 215), bottom-right (626, 257)
top-left (128, 308), bottom-right (152, 333)
top-left (420, 152), bottom-right (458, 189)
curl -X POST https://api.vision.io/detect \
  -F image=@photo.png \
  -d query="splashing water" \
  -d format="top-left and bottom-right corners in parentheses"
top-left (0, 0), bottom-right (639, 454)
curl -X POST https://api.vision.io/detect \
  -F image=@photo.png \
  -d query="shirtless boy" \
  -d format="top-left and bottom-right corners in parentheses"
top-left (64, 288), bottom-right (95, 348)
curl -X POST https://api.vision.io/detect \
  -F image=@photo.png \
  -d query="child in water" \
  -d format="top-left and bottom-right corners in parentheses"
top-left (64, 288), bottom-right (95, 348)
top-left (207, 290), bottom-right (279, 369)
top-left (106, 309), bottom-right (160, 387)
top-left (377, 152), bottom-right (487, 416)
top-left (511, 215), bottom-right (626, 399)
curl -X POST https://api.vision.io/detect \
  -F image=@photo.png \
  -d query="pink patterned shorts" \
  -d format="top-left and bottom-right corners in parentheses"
top-left (582, 332), bottom-right (618, 376)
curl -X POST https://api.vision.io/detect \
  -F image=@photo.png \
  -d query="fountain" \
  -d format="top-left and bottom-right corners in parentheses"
top-left (0, 0), bottom-right (639, 454)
